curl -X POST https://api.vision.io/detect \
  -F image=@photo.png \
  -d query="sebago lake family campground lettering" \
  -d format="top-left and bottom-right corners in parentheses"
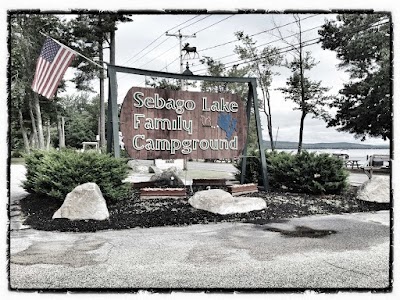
top-left (120, 87), bottom-right (247, 160)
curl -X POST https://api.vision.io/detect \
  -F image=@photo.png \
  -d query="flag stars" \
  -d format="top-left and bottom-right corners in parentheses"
top-left (40, 38), bottom-right (61, 62)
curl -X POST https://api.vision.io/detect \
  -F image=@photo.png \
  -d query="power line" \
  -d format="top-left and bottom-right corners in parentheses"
top-left (193, 19), bottom-right (390, 75)
top-left (193, 15), bottom-right (235, 35)
top-left (191, 23), bottom-right (323, 68)
top-left (197, 14), bottom-right (319, 53)
top-left (137, 41), bottom-right (180, 69)
top-left (177, 15), bottom-right (212, 31)
top-left (166, 15), bottom-right (202, 34)
top-left (192, 37), bottom-right (321, 74)
top-left (120, 15), bottom-right (201, 65)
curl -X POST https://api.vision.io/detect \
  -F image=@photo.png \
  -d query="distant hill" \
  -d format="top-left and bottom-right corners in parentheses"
top-left (262, 141), bottom-right (390, 149)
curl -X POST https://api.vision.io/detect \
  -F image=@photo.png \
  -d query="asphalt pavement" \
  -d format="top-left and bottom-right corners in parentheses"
top-left (9, 211), bottom-right (390, 290)
top-left (8, 164), bottom-right (391, 290)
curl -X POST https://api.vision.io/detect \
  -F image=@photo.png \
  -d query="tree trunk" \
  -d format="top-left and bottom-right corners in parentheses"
top-left (33, 93), bottom-right (45, 149)
top-left (28, 98), bottom-right (39, 148)
top-left (256, 67), bottom-right (274, 151)
top-left (297, 111), bottom-right (306, 154)
top-left (18, 108), bottom-right (30, 154)
top-left (45, 121), bottom-right (51, 150)
top-left (57, 115), bottom-right (65, 148)
top-left (29, 134), bottom-right (36, 149)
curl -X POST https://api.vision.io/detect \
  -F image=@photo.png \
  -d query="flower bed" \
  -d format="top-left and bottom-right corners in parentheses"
top-left (18, 187), bottom-right (389, 232)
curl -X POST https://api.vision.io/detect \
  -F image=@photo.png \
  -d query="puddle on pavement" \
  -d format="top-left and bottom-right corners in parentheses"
top-left (11, 237), bottom-right (112, 268)
top-left (245, 219), bottom-right (289, 225)
top-left (264, 225), bottom-right (337, 238)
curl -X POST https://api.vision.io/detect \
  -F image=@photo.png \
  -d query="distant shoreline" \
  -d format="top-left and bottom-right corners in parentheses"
top-left (263, 141), bottom-right (390, 150)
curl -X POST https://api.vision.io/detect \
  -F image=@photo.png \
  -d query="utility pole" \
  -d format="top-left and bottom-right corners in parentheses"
top-left (165, 30), bottom-right (196, 171)
top-left (166, 30), bottom-right (196, 88)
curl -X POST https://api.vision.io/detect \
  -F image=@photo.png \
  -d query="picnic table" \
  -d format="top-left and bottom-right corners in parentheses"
top-left (361, 154), bottom-right (390, 179)
top-left (345, 159), bottom-right (361, 169)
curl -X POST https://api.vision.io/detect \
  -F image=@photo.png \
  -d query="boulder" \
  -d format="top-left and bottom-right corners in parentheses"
top-left (127, 160), bottom-right (137, 169)
top-left (188, 189), bottom-right (266, 215)
top-left (127, 160), bottom-right (149, 173)
top-left (52, 183), bottom-right (109, 220)
top-left (150, 170), bottom-right (184, 187)
top-left (357, 176), bottom-right (390, 203)
top-left (148, 165), bottom-right (162, 174)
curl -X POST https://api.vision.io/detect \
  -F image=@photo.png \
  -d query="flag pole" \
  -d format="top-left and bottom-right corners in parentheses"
top-left (39, 32), bottom-right (107, 70)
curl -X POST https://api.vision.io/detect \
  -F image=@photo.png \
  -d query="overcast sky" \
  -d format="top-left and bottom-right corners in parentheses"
top-left (58, 12), bottom-right (390, 146)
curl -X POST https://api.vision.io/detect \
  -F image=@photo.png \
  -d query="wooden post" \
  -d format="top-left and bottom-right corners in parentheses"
top-left (240, 84), bottom-right (253, 184)
top-left (107, 66), bottom-right (120, 158)
top-left (251, 79), bottom-right (269, 191)
top-left (106, 84), bottom-right (113, 153)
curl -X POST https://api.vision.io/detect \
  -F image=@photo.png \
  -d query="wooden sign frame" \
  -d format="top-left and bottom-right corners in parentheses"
top-left (107, 65), bottom-right (269, 191)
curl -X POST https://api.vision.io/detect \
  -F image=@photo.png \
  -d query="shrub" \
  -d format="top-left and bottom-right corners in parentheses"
top-left (235, 150), bottom-right (349, 194)
top-left (23, 149), bottom-right (131, 203)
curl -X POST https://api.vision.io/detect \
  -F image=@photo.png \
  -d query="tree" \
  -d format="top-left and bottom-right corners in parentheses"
top-left (275, 15), bottom-right (331, 153)
top-left (200, 57), bottom-right (260, 151)
top-left (234, 31), bottom-right (283, 150)
top-left (10, 14), bottom-right (68, 151)
top-left (59, 93), bottom-right (99, 148)
top-left (71, 14), bottom-right (133, 149)
top-left (145, 77), bottom-right (181, 90)
top-left (318, 13), bottom-right (391, 141)
top-left (278, 56), bottom-right (331, 153)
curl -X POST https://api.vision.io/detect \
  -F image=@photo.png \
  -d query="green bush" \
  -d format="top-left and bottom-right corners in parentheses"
top-left (236, 150), bottom-right (349, 194)
top-left (23, 149), bottom-right (131, 203)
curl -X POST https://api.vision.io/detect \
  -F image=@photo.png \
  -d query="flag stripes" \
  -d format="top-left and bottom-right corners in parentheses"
top-left (31, 37), bottom-right (75, 99)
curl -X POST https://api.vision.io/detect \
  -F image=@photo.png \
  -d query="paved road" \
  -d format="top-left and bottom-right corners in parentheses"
top-left (9, 212), bottom-right (390, 289)
top-left (8, 164), bottom-right (391, 290)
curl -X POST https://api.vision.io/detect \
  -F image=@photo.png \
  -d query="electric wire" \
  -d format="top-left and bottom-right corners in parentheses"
top-left (191, 24), bottom-right (323, 68)
top-left (192, 15), bottom-right (235, 35)
top-left (177, 15), bottom-right (212, 31)
top-left (194, 19), bottom-right (390, 75)
top-left (197, 14), bottom-right (319, 52)
top-left (120, 14), bottom-right (201, 65)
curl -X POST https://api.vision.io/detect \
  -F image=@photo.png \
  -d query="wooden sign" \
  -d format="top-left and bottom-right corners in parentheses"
top-left (120, 87), bottom-right (247, 160)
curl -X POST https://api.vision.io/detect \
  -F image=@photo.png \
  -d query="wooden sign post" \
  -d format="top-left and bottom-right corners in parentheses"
top-left (107, 65), bottom-right (269, 191)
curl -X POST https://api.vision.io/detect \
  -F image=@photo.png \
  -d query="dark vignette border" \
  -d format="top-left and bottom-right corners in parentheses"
top-left (6, 8), bottom-right (394, 295)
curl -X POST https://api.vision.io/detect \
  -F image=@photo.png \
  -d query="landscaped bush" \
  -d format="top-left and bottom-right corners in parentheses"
top-left (23, 149), bottom-right (131, 203)
top-left (235, 150), bottom-right (349, 194)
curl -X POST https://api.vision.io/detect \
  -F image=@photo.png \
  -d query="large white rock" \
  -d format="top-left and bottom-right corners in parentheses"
top-left (357, 176), bottom-right (390, 203)
top-left (127, 160), bottom-right (149, 173)
top-left (53, 183), bottom-right (110, 220)
top-left (188, 189), bottom-right (266, 215)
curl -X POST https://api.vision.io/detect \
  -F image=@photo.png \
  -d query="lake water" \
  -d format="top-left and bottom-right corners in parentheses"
top-left (275, 148), bottom-right (390, 165)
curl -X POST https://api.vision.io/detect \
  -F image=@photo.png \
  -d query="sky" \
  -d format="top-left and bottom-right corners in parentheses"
top-left (57, 11), bottom-right (390, 146)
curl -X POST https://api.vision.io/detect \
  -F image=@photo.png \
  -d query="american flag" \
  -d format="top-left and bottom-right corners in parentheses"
top-left (31, 37), bottom-right (75, 99)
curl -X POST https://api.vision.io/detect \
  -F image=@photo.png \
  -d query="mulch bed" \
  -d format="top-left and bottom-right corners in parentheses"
top-left (18, 186), bottom-right (389, 232)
